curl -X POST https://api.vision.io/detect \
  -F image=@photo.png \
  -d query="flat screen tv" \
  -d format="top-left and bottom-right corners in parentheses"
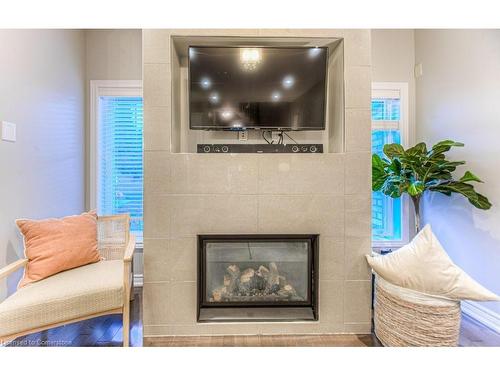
top-left (189, 46), bottom-right (327, 130)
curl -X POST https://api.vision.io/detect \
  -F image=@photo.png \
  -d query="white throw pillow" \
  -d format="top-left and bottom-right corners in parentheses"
top-left (366, 224), bottom-right (500, 301)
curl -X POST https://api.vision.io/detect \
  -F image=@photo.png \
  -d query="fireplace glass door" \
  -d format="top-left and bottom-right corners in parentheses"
top-left (205, 240), bottom-right (309, 304)
top-left (198, 235), bottom-right (319, 322)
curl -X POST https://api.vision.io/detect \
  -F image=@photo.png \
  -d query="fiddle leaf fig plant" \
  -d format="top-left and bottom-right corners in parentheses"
top-left (372, 140), bottom-right (492, 232)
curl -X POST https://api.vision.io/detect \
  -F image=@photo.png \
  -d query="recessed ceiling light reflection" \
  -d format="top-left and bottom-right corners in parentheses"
top-left (308, 47), bottom-right (322, 58)
top-left (221, 109), bottom-right (233, 120)
top-left (232, 122), bottom-right (243, 128)
top-left (200, 77), bottom-right (211, 90)
top-left (282, 75), bottom-right (295, 89)
top-left (208, 92), bottom-right (219, 104)
top-left (271, 91), bottom-right (281, 101)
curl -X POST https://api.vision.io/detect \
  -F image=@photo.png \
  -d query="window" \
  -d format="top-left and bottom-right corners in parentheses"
top-left (372, 82), bottom-right (409, 248)
top-left (90, 81), bottom-right (143, 242)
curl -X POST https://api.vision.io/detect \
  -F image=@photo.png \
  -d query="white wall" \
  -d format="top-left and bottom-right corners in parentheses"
top-left (85, 29), bottom-right (142, 82)
top-left (415, 30), bottom-right (500, 315)
top-left (0, 30), bottom-right (86, 298)
top-left (371, 29), bottom-right (416, 143)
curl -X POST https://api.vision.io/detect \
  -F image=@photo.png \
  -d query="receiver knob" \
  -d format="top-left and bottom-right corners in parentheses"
top-left (221, 145), bottom-right (229, 153)
top-left (310, 145), bottom-right (318, 153)
top-left (301, 146), bottom-right (308, 152)
top-left (203, 145), bottom-right (211, 153)
top-left (291, 145), bottom-right (299, 153)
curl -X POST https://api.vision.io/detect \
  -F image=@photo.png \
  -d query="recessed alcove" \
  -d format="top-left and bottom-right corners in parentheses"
top-left (169, 35), bottom-right (345, 153)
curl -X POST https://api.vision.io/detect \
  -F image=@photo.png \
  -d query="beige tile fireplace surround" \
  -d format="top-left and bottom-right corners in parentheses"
top-left (143, 29), bottom-right (372, 339)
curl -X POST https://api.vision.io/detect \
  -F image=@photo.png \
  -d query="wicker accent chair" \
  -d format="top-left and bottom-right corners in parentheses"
top-left (0, 214), bottom-right (135, 347)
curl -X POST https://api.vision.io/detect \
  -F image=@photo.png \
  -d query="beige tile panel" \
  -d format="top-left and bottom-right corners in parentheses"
top-left (258, 195), bottom-right (344, 237)
top-left (343, 30), bottom-right (371, 67)
top-left (344, 280), bottom-right (372, 324)
top-left (345, 236), bottom-right (372, 281)
top-left (143, 63), bottom-right (171, 107)
top-left (167, 29), bottom-right (260, 37)
top-left (149, 29), bottom-right (353, 39)
top-left (142, 282), bottom-right (171, 325)
top-left (143, 238), bottom-right (197, 283)
top-left (168, 281), bottom-right (197, 325)
top-left (345, 66), bottom-right (371, 109)
top-left (258, 154), bottom-right (344, 195)
top-left (143, 324), bottom-right (212, 337)
top-left (143, 29), bottom-right (171, 64)
top-left (344, 152), bottom-right (371, 195)
top-left (144, 321), bottom-right (344, 336)
top-left (319, 237), bottom-right (345, 280)
top-left (345, 195), bottom-right (371, 238)
top-left (169, 195), bottom-right (259, 237)
top-left (344, 323), bottom-right (372, 334)
top-left (143, 194), bottom-right (172, 238)
top-left (144, 106), bottom-right (171, 151)
top-left (345, 109), bottom-right (371, 153)
top-left (319, 280), bottom-right (344, 323)
top-left (167, 154), bottom-right (259, 195)
top-left (144, 194), bottom-right (173, 238)
top-left (144, 151), bottom-right (171, 195)
top-left (257, 29), bottom-right (346, 38)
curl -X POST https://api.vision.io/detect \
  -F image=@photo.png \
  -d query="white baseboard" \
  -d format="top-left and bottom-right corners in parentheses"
top-left (461, 301), bottom-right (500, 334)
top-left (133, 274), bottom-right (143, 287)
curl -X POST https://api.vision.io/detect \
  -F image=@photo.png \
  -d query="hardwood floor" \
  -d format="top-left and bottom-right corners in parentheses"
top-left (6, 287), bottom-right (500, 347)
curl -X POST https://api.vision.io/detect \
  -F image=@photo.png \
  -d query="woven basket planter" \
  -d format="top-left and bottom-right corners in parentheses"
top-left (374, 275), bottom-right (461, 347)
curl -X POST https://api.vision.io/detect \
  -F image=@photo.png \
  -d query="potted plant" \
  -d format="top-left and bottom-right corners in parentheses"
top-left (372, 140), bottom-right (492, 233)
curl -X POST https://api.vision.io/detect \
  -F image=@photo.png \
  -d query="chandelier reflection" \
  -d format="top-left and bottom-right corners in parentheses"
top-left (240, 48), bottom-right (262, 71)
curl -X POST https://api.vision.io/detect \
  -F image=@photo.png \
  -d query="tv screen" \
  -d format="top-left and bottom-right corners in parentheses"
top-left (189, 46), bottom-right (327, 130)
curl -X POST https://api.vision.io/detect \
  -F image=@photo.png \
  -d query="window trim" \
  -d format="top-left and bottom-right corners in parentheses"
top-left (372, 82), bottom-right (410, 249)
top-left (89, 80), bottom-right (143, 236)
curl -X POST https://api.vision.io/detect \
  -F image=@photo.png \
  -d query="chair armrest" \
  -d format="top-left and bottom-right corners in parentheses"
top-left (123, 234), bottom-right (136, 263)
top-left (0, 259), bottom-right (28, 280)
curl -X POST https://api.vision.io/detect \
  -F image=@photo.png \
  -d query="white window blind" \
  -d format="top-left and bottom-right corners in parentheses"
top-left (98, 96), bottom-right (143, 237)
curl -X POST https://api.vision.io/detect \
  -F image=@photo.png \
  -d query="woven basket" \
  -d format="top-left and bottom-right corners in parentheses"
top-left (374, 275), bottom-right (461, 346)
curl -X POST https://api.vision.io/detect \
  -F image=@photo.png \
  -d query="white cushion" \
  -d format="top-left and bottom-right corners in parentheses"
top-left (0, 260), bottom-right (124, 338)
top-left (366, 224), bottom-right (500, 301)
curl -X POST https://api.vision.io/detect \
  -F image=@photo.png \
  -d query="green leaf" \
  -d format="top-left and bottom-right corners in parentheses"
top-left (432, 140), bottom-right (465, 150)
top-left (372, 154), bottom-right (388, 191)
top-left (382, 179), bottom-right (402, 198)
top-left (408, 181), bottom-right (424, 196)
top-left (439, 161), bottom-right (466, 172)
top-left (372, 154), bottom-right (385, 170)
top-left (429, 140), bottom-right (464, 157)
top-left (459, 170), bottom-right (483, 183)
top-left (475, 193), bottom-right (492, 210)
top-left (383, 143), bottom-right (405, 159)
top-left (406, 142), bottom-right (427, 156)
top-left (387, 158), bottom-right (402, 175)
top-left (429, 182), bottom-right (491, 210)
top-left (428, 171), bottom-right (453, 181)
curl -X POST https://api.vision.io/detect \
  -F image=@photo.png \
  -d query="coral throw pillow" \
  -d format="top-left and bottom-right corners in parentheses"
top-left (16, 211), bottom-right (100, 288)
top-left (366, 224), bottom-right (500, 301)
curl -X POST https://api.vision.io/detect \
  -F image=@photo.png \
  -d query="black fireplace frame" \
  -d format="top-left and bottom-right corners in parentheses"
top-left (197, 234), bottom-right (319, 322)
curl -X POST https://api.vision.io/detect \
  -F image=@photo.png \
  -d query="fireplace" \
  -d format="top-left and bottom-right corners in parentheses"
top-left (197, 234), bottom-right (319, 322)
